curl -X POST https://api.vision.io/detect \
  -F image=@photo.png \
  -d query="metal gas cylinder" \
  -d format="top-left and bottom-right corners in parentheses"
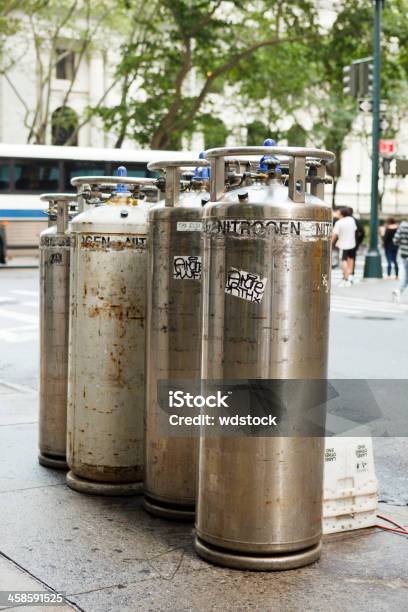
top-left (195, 145), bottom-right (335, 570)
top-left (66, 168), bottom-right (157, 495)
top-left (38, 193), bottom-right (77, 469)
top-left (143, 159), bottom-right (210, 519)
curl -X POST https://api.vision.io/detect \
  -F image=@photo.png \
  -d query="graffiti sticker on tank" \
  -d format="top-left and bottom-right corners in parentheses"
top-left (322, 273), bottom-right (329, 293)
top-left (225, 268), bottom-right (267, 304)
top-left (173, 256), bottom-right (202, 280)
top-left (48, 252), bottom-right (63, 265)
top-left (177, 221), bottom-right (203, 232)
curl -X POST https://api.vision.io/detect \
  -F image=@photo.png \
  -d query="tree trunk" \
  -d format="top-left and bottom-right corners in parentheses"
top-left (150, 132), bottom-right (171, 150)
top-left (114, 127), bottom-right (127, 149)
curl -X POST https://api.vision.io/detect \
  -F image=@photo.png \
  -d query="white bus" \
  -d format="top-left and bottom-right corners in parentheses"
top-left (0, 144), bottom-right (193, 255)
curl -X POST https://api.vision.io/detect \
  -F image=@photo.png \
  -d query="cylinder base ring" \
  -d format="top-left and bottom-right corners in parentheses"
top-left (66, 471), bottom-right (143, 496)
top-left (143, 495), bottom-right (195, 521)
top-left (194, 536), bottom-right (321, 571)
top-left (38, 453), bottom-right (68, 471)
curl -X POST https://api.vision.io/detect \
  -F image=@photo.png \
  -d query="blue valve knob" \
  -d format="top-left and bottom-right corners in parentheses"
top-left (115, 166), bottom-right (131, 194)
top-left (259, 138), bottom-right (280, 173)
top-left (194, 152), bottom-right (210, 180)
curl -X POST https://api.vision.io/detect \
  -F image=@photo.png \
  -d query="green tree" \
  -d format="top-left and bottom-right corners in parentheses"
top-left (313, 0), bottom-right (408, 205)
top-left (0, 1), bottom-right (23, 54)
top-left (246, 120), bottom-right (269, 146)
top-left (1, 0), bottom-right (134, 145)
top-left (237, 0), bottom-right (408, 205)
top-left (94, 0), bottom-right (321, 149)
top-left (200, 114), bottom-right (229, 149)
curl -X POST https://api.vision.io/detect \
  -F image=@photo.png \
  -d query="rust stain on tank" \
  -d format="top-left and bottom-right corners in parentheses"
top-left (87, 303), bottom-right (130, 320)
top-left (88, 305), bottom-right (100, 318)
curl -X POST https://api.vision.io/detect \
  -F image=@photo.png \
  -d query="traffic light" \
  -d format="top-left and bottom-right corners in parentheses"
top-left (343, 64), bottom-right (358, 98)
top-left (343, 58), bottom-right (373, 100)
top-left (359, 61), bottom-right (373, 97)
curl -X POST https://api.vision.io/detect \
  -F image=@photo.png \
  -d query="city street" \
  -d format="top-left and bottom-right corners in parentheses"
top-left (0, 261), bottom-right (407, 612)
top-left (1, 2), bottom-right (408, 610)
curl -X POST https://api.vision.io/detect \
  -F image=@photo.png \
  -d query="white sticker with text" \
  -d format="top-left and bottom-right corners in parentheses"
top-left (225, 268), bottom-right (267, 303)
top-left (177, 221), bottom-right (203, 232)
top-left (173, 256), bottom-right (202, 280)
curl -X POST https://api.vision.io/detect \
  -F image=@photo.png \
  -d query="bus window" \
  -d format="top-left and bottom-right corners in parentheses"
top-left (65, 160), bottom-right (106, 189)
top-left (14, 160), bottom-right (59, 192)
top-left (119, 164), bottom-right (147, 178)
top-left (0, 162), bottom-right (10, 191)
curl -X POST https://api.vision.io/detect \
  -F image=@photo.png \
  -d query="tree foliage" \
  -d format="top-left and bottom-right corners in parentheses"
top-left (93, 0), bottom-right (321, 148)
top-left (94, 0), bottom-right (408, 158)
top-left (0, 0), bottom-right (131, 144)
top-left (2, 0), bottom-right (408, 157)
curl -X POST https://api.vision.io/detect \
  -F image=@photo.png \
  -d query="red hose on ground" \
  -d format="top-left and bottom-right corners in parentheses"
top-left (375, 513), bottom-right (408, 536)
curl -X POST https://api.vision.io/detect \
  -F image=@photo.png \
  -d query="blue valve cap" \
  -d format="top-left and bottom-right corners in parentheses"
top-left (115, 166), bottom-right (130, 194)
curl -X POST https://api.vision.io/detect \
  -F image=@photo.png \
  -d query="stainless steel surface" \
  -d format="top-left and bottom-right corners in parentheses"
top-left (67, 180), bottom-right (154, 495)
top-left (147, 159), bottom-right (210, 171)
top-left (38, 454), bottom-right (68, 470)
top-left (144, 160), bottom-right (207, 518)
top-left (142, 497), bottom-right (195, 521)
top-left (194, 537), bottom-right (322, 571)
top-left (204, 146), bottom-right (335, 162)
top-left (38, 195), bottom-right (74, 469)
top-left (148, 159), bottom-right (209, 207)
top-left (73, 176), bottom-right (159, 212)
top-left (66, 471), bottom-right (143, 496)
top-left (196, 147), bottom-right (334, 569)
top-left (205, 146), bottom-right (335, 201)
top-left (40, 193), bottom-right (78, 200)
top-left (71, 176), bottom-right (155, 187)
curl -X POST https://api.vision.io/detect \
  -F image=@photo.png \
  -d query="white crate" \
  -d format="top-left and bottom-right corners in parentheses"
top-left (323, 437), bottom-right (378, 534)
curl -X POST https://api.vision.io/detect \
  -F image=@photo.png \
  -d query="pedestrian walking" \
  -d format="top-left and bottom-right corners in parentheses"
top-left (392, 218), bottom-right (408, 302)
top-left (0, 221), bottom-right (7, 264)
top-left (348, 207), bottom-right (365, 275)
top-left (332, 207), bottom-right (357, 287)
top-left (382, 217), bottom-right (399, 279)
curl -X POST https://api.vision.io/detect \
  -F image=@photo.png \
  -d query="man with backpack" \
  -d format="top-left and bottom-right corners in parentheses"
top-left (332, 207), bottom-right (358, 286)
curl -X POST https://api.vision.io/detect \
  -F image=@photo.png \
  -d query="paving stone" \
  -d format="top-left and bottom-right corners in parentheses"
top-left (0, 484), bottom-right (192, 594)
top-left (69, 530), bottom-right (408, 612)
top-left (0, 555), bottom-right (74, 611)
top-left (0, 391), bottom-right (38, 426)
top-left (0, 423), bottom-right (65, 493)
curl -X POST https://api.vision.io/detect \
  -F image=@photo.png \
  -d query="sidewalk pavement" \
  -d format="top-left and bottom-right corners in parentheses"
top-left (0, 257), bottom-right (39, 270)
top-left (0, 384), bottom-right (407, 612)
top-left (332, 275), bottom-right (402, 302)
